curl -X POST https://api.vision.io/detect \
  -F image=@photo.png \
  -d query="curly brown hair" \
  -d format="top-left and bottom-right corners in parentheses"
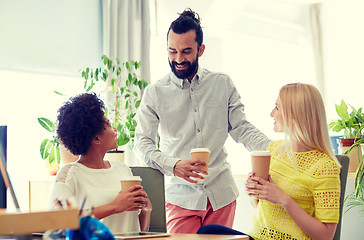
top-left (56, 92), bottom-right (106, 155)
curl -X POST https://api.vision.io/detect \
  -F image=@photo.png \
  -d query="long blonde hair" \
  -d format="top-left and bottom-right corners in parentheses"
top-left (279, 83), bottom-right (340, 166)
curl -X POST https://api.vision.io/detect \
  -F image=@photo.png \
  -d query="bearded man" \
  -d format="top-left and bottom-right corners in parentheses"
top-left (134, 8), bottom-right (271, 234)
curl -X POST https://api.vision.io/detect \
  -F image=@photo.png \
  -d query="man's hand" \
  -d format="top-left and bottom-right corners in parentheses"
top-left (174, 159), bottom-right (208, 183)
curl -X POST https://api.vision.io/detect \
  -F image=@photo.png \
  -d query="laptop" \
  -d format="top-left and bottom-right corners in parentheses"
top-left (0, 141), bottom-right (21, 212)
top-left (113, 232), bottom-right (170, 239)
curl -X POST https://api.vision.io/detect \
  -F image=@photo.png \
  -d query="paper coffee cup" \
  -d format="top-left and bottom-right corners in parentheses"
top-left (190, 148), bottom-right (210, 172)
top-left (121, 176), bottom-right (142, 191)
top-left (251, 151), bottom-right (271, 180)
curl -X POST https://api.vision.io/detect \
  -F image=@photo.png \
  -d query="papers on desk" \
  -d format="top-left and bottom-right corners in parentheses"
top-left (0, 209), bottom-right (79, 236)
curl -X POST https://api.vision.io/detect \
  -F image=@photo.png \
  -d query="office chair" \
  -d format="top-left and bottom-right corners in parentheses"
top-left (130, 166), bottom-right (167, 233)
top-left (333, 154), bottom-right (350, 240)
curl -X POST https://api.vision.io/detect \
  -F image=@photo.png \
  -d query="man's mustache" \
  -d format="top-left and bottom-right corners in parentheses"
top-left (173, 61), bottom-right (190, 67)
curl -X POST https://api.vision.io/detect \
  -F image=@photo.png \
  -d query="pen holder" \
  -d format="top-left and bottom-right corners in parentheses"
top-left (66, 216), bottom-right (115, 240)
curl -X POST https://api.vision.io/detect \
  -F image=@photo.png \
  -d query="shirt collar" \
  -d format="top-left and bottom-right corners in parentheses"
top-left (170, 66), bottom-right (204, 89)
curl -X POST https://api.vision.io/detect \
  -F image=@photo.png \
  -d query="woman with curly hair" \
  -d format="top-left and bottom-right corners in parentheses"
top-left (198, 83), bottom-right (341, 240)
top-left (49, 92), bottom-right (151, 233)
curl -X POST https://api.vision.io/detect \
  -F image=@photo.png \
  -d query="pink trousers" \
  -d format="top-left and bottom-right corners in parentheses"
top-left (165, 199), bottom-right (236, 233)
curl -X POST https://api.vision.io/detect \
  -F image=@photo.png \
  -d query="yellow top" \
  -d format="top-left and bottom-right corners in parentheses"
top-left (249, 140), bottom-right (340, 240)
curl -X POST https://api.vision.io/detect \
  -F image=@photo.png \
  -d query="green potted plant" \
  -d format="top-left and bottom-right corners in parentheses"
top-left (329, 100), bottom-right (364, 172)
top-left (38, 55), bottom-right (148, 170)
top-left (81, 55), bottom-right (149, 161)
top-left (344, 138), bottom-right (364, 213)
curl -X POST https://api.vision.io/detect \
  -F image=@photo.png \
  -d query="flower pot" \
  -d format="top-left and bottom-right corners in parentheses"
top-left (45, 160), bottom-right (60, 176)
top-left (337, 138), bottom-right (363, 173)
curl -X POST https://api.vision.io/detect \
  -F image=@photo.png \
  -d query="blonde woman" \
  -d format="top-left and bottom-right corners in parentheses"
top-left (198, 83), bottom-right (341, 240)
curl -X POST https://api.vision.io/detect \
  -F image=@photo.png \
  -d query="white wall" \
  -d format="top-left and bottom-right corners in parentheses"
top-left (322, 0), bottom-right (364, 121)
top-left (0, 0), bottom-right (102, 75)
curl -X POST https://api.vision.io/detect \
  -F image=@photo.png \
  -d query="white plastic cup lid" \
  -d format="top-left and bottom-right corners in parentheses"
top-left (190, 148), bottom-right (210, 153)
top-left (121, 176), bottom-right (142, 181)
top-left (251, 151), bottom-right (271, 156)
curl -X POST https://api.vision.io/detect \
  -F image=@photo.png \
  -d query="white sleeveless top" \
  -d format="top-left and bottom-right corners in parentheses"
top-left (49, 161), bottom-right (140, 233)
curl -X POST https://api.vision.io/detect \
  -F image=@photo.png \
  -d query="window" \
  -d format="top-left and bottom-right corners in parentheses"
top-left (0, 0), bottom-right (102, 211)
top-left (150, 0), bottom-right (315, 174)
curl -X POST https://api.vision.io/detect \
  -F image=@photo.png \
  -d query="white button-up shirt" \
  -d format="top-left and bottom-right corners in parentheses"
top-left (134, 66), bottom-right (271, 211)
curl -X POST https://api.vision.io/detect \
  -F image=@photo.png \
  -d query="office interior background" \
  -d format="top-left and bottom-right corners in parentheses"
top-left (0, 0), bottom-right (363, 234)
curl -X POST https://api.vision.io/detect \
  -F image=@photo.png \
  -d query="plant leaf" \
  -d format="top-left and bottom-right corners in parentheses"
top-left (135, 100), bottom-right (141, 108)
top-left (102, 55), bottom-right (108, 65)
top-left (48, 146), bottom-right (55, 164)
top-left (56, 146), bottom-right (61, 164)
top-left (40, 139), bottom-right (50, 159)
top-left (118, 132), bottom-right (129, 146)
top-left (331, 125), bottom-right (344, 132)
top-left (336, 100), bottom-right (349, 121)
top-left (38, 118), bottom-right (54, 132)
top-left (53, 90), bottom-right (64, 96)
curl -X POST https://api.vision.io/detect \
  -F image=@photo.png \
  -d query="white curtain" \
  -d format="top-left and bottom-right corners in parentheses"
top-left (309, 3), bottom-right (325, 98)
top-left (102, 0), bottom-right (151, 82)
top-left (102, 0), bottom-right (151, 165)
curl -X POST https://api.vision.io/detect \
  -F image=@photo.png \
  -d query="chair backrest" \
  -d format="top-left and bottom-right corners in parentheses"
top-left (333, 154), bottom-right (350, 240)
top-left (130, 166), bottom-right (166, 233)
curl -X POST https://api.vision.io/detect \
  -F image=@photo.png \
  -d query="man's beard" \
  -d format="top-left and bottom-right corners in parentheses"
top-left (169, 57), bottom-right (199, 80)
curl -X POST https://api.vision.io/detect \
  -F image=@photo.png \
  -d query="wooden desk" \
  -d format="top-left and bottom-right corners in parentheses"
top-left (123, 233), bottom-right (249, 240)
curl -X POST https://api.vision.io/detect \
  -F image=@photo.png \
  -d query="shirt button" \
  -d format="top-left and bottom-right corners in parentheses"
top-left (204, 185), bottom-right (207, 189)
top-left (197, 129), bottom-right (200, 133)
top-left (191, 88), bottom-right (194, 91)
top-left (194, 108), bottom-right (197, 112)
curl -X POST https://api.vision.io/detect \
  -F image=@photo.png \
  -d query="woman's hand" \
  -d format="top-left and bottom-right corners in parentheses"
top-left (245, 172), bottom-right (257, 198)
top-left (245, 173), bottom-right (290, 207)
top-left (139, 192), bottom-right (152, 231)
top-left (91, 185), bottom-right (149, 220)
top-left (113, 185), bottom-right (149, 213)
top-left (141, 194), bottom-right (153, 213)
